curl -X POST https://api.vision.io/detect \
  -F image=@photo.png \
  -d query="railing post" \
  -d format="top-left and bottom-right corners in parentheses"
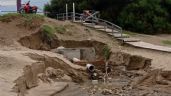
top-left (57, 14), bottom-right (58, 20)
top-left (104, 22), bottom-right (107, 32)
top-left (91, 18), bottom-right (93, 26)
top-left (112, 25), bottom-right (114, 33)
top-left (66, 4), bottom-right (68, 20)
top-left (121, 28), bottom-right (123, 38)
top-left (73, 3), bottom-right (75, 22)
top-left (81, 15), bottom-right (83, 24)
top-left (63, 13), bottom-right (65, 20)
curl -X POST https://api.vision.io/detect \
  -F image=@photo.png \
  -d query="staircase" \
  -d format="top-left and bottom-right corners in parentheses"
top-left (55, 12), bottom-right (171, 53)
top-left (56, 12), bottom-right (140, 43)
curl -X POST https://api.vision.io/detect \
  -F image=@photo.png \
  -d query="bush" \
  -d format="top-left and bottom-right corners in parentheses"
top-left (102, 45), bottom-right (111, 61)
top-left (42, 24), bottom-right (56, 41)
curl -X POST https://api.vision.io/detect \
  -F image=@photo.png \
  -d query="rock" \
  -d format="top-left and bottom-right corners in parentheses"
top-left (109, 52), bottom-right (152, 71)
top-left (92, 80), bottom-right (98, 85)
top-left (127, 55), bottom-right (151, 70)
top-left (109, 52), bottom-right (131, 66)
top-left (45, 67), bottom-right (64, 79)
top-left (26, 82), bottom-right (68, 96)
top-left (61, 74), bottom-right (72, 81)
top-left (101, 89), bottom-right (113, 95)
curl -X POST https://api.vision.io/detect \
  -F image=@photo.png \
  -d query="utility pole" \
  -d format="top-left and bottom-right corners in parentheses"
top-left (66, 4), bottom-right (68, 20)
top-left (73, 3), bottom-right (75, 22)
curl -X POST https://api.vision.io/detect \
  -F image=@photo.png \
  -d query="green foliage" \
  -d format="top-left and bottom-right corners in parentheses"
top-left (0, 13), bottom-right (20, 23)
top-left (42, 25), bottom-right (56, 40)
top-left (124, 30), bottom-right (138, 36)
top-left (118, 0), bottom-right (171, 34)
top-left (44, 0), bottom-right (171, 34)
top-left (162, 40), bottom-right (171, 46)
top-left (44, 0), bottom-right (131, 21)
top-left (102, 45), bottom-right (111, 61)
top-left (21, 14), bottom-right (44, 29)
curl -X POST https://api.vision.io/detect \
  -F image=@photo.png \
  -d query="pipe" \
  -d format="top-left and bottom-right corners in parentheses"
top-left (86, 64), bottom-right (95, 72)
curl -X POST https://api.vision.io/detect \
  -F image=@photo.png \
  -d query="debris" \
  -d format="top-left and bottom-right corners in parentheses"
top-left (61, 74), bottom-right (72, 81)
top-left (72, 57), bottom-right (80, 62)
top-left (131, 69), bottom-right (171, 88)
top-left (45, 67), bottom-right (65, 79)
top-left (92, 80), bottom-right (98, 85)
top-left (101, 89), bottom-right (112, 95)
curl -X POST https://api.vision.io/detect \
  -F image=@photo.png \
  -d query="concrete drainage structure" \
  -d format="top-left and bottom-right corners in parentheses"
top-left (16, 30), bottom-right (171, 96)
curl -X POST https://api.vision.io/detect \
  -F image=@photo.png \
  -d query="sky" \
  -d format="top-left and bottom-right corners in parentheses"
top-left (0, 0), bottom-right (49, 11)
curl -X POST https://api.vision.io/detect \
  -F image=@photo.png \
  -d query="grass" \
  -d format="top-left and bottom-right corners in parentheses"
top-left (22, 14), bottom-right (44, 20)
top-left (42, 24), bottom-right (56, 40)
top-left (124, 30), bottom-right (138, 36)
top-left (102, 45), bottom-right (111, 60)
top-left (64, 24), bottom-right (75, 28)
top-left (162, 40), bottom-right (171, 46)
top-left (0, 13), bottom-right (20, 23)
top-left (21, 14), bottom-right (44, 29)
top-left (0, 13), bottom-right (45, 29)
top-left (55, 25), bottom-right (66, 34)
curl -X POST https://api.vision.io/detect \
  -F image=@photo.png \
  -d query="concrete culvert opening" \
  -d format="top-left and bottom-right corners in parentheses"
top-left (18, 30), bottom-right (154, 80)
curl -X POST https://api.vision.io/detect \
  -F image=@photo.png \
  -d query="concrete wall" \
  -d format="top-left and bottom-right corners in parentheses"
top-left (56, 47), bottom-right (96, 61)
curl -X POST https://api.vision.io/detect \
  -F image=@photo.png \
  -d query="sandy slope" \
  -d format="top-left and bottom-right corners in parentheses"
top-left (0, 16), bottom-right (171, 96)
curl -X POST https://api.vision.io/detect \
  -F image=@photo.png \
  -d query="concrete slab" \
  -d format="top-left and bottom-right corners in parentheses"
top-left (107, 33), bottom-right (129, 38)
top-left (80, 48), bottom-right (96, 61)
top-left (94, 25), bottom-right (105, 29)
top-left (117, 38), bottom-right (141, 42)
top-left (56, 48), bottom-right (96, 61)
top-left (62, 49), bottom-right (81, 60)
top-left (98, 28), bottom-right (119, 33)
top-left (127, 41), bottom-right (171, 52)
top-left (26, 82), bottom-right (68, 96)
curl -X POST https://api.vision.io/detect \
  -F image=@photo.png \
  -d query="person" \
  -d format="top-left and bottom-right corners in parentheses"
top-left (25, 1), bottom-right (30, 13)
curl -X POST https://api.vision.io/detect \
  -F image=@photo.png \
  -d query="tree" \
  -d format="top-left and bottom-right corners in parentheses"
top-left (44, 0), bottom-right (131, 22)
top-left (44, 0), bottom-right (171, 34)
top-left (118, 0), bottom-right (171, 34)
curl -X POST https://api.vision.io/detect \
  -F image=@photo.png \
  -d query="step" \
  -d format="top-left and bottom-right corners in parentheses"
top-left (83, 22), bottom-right (93, 25)
top-left (83, 23), bottom-right (95, 28)
top-left (117, 38), bottom-right (141, 42)
top-left (108, 33), bottom-right (129, 38)
top-left (94, 25), bottom-right (105, 29)
top-left (98, 28), bottom-right (119, 33)
top-left (74, 20), bottom-right (82, 23)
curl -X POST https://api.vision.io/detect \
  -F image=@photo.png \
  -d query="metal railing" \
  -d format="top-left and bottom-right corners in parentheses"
top-left (56, 12), bottom-right (123, 38)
